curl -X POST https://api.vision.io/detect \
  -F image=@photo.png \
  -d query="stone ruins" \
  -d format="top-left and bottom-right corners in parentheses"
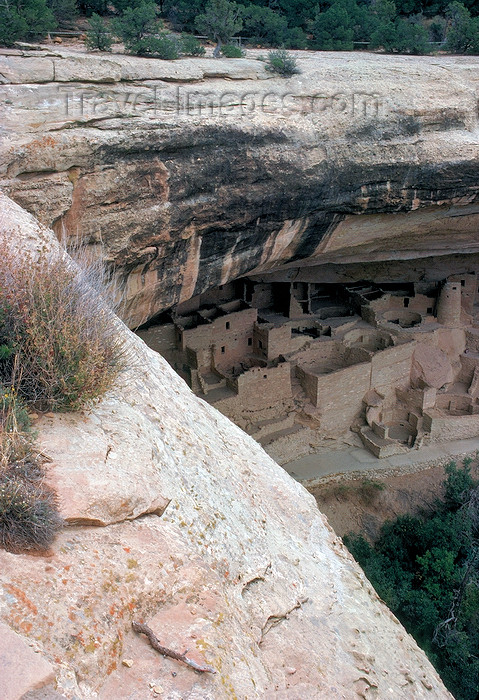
top-left (138, 273), bottom-right (479, 460)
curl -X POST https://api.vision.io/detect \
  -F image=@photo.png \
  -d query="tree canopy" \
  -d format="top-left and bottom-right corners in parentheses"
top-left (2, 0), bottom-right (479, 54)
top-left (345, 459), bottom-right (479, 700)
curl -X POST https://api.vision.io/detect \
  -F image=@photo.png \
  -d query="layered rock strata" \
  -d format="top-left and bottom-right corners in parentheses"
top-left (1, 49), bottom-right (479, 325)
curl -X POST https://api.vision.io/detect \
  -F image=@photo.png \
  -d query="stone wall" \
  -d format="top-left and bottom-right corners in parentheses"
top-left (295, 365), bottom-right (319, 405)
top-left (316, 363), bottom-right (371, 434)
top-left (424, 411), bottom-right (479, 441)
top-left (370, 342), bottom-right (416, 398)
top-left (267, 324), bottom-right (296, 359)
top-left (459, 354), bottom-right (479, 385)
top-left (181, 307), bottom-right (257, 371)
top-left (230, 362), bottom-right (292, 410)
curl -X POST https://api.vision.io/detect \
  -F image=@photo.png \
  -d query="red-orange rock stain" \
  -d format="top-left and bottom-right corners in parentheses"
top-left (6, 584), bottom-right (38, 616)
top-left (26, 136), bottom-right (57, 150)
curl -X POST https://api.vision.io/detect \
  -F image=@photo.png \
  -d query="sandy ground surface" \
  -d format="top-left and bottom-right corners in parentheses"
top-left (310, 459), bottom-right (479, 542)
top-left (283, 435), bottom-right (479, 482)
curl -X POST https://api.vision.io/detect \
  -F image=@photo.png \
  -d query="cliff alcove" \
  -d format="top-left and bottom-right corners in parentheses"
top-left (2, 45), bottom-right (478, 698)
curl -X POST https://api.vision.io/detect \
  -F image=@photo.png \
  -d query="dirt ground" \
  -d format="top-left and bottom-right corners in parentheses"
top-left (310, 458), bottom-right (479, 542)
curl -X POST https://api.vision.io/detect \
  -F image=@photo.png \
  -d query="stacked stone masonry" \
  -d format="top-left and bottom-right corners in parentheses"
top-left (138, 273), bottom-right (479, 459)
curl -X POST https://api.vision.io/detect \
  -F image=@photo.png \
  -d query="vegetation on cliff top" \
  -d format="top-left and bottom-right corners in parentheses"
top-left (2, 0), bottom-right (479, 56)
top-left (346, 458), bottom-right (479, 700)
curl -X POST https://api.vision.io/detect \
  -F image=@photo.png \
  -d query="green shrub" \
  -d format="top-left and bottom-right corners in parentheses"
top-left (444, 459), bottom-right (474, 510)
top-left (77, 0), bottom-right (107, 16)
top-left (429, 14), bottom-right (447, 42)
top-left (220, 42), bottom-right (243, 57)
top-left (46, 0), bottom-right (77, 26)
top-left (0, 244), bottom-right (126, 413)
top-left (131, 33), bottom-right (180, 58)
top-left (265, 48), bottom-right (301, 76)
top-left (21, 0), bottom-right (56, 38)
top-left (163, 0), bottom-right (203, 32)
top-left (370, 19), bottom-right (398, 50)
top-left (0, 2), bottom-right (28, 47)
top-left (112, 0), bottom-right (144, 13)
top-left (345, 458), bottom-right (479, 700)
top-left (444, 1), bottom-right (479, 53)
top-left (0, 0), bottom-right (56, 46)
top-left (112, 1), bottom-right (163, 53)
top-left (283, 26), bottom-right (308, 49)
top-left (242, 4), bottom-right (288, 46)
top-left (86, 12), bottom-right (113, 51)
top-left (179, 32), bottom-right (206, 55)
top-left (394, 17), bottom-right (430, 53)
top-left (311, 3), bottom-right (355, 50)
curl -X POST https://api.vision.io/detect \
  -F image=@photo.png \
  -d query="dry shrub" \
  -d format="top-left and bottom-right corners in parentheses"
top-left (0, 383), bottom-right (32, 469)
top-left (0, 391), bottom-right (62, 553)
top-left (358, 478), bottom-right (386, 505)
top-left (0, 460), bottom-right (63, 553)
top-left (0, 236), bottom-right (126, 551)
top-left (0, 242), bottom-right (127, 412)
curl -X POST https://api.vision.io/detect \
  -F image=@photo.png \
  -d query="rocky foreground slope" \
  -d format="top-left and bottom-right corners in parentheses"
top-left (0, 192), bottom-right (453, 698)
top-left (1, 48), bottom-right (479, 325)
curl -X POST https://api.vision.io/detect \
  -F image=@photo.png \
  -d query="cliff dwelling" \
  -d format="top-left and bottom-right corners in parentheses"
top-left (137, 271), bottom-right (479, 462)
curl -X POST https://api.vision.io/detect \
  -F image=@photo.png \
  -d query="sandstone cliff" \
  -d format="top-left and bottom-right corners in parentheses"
top-left (0, 192), bottom-right (453, 699)
top-left (1, 49), bottom-right (479, 326)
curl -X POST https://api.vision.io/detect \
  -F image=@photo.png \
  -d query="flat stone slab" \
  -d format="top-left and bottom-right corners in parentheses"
top-left (0, 622), bottom-right (55, 700)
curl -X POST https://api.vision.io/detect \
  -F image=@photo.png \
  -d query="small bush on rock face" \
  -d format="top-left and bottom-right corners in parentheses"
top-left (0, 466), bottom-right (62, 553)
top-left (86, 13), bottom-right (113, 51)
top-left (220, 43), bottom-right (243, 57)
top-left (0, 389), bottom-right (62, 554)
top-left (0, 243), bottom-right (127, 413)
top-left (0, 387), bottom-right (32, 469)
top-left (265, 49), bottom-right (301, 77)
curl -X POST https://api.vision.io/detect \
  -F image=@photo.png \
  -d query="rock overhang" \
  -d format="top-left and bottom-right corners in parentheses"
top-left (1, 49), bottom-right (479, 327)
